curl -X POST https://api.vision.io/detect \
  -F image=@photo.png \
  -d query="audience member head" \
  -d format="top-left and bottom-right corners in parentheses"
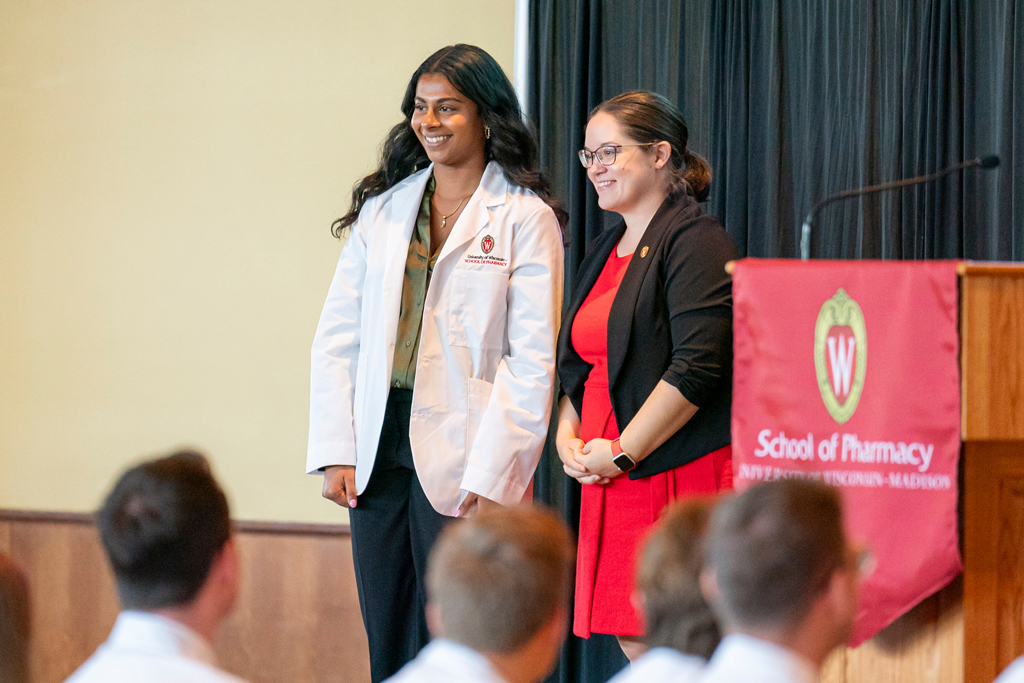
top-left (426, 505), bottom-right (574, 683)
top-left (705, 479), bottom-right (859, 665)
top-left (96, 450), bottom-right (238, 637)
top-left (0, 553), bottom-right (30, 683)
top-left (637, 499), bottom-right (720, 659)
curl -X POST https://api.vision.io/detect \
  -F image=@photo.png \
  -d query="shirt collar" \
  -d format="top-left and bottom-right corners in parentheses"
top-left (420, 161), bottom-right (507, 208)
top-left (627, 647), bottom-right (706, 680)
top-left (643, 646), bottom-right (706, 668)
top-left (417, 639), bottom-right (508, 683)
top-left (706, 634), bottom-right (818, 683)
top-left (104, 610), bottom-right (218, 668)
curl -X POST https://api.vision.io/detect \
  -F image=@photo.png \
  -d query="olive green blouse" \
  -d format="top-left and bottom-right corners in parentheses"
top-left (390, 176), bottom-right (446, 389)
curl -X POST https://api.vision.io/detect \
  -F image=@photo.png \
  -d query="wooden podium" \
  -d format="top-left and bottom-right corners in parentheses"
top-left (961, 263), bottom-right (1024, 683)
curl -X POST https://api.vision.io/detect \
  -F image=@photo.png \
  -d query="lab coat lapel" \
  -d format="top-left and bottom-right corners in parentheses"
top-left (435, 161), bottom-right (508, 266)
top-left (381, 166), bottom-right (433, 345)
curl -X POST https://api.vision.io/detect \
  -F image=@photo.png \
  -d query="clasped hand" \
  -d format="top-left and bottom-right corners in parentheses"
top-left (557, 437), bottom-right (623, 485)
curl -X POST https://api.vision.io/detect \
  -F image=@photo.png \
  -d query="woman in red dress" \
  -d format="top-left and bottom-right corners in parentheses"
top-left (555, 91), bottom-right (736, 659)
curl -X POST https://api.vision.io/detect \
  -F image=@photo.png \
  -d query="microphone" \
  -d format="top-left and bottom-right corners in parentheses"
top-left (799, 155), bottom-right (1000, 260)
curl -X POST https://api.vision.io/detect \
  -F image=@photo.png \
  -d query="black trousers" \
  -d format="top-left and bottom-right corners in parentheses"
top-left (349, 388), bottom-right (451, 683)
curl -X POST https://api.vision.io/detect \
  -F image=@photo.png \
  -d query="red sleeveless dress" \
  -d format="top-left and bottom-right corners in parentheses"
top-left (570, 247), bottom-right (733, 638)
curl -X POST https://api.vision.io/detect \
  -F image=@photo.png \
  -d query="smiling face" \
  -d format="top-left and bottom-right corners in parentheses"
top-left (584, 110), bottom-right (671, 216)
top-left (411, 73), bottom-right (487, 169)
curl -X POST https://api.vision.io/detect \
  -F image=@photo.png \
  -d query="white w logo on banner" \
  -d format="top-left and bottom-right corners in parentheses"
top-left (827, 335), bottom-right (856, 400)
top-left (814, 288), bottom-right (866, 424)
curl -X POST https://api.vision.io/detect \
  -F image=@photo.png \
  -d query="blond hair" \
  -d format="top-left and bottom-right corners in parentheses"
top-left (427, 505), bottom-right (574, 652)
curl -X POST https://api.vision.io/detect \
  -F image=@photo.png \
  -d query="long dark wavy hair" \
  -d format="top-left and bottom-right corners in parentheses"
top-left (591, 91), bottom-right (712, 202)
top-left (332, 44), bottom-right (567, 238)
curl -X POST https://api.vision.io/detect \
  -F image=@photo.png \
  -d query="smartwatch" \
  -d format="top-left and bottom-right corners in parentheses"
top-left (610, 439), bottom-right (637, 473)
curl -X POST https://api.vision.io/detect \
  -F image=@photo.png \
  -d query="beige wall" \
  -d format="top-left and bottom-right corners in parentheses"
top-left (0, 0), bottom-right (516, 523)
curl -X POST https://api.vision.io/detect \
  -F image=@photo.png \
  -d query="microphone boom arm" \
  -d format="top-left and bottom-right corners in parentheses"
top-left (799, 156), bottom-right (995, 260)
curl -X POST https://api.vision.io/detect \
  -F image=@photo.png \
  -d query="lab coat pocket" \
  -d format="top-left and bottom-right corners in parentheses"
top-left (465, 376), bottom-right (494, 453)
top-left (448, 269), bottom-right (508, 349)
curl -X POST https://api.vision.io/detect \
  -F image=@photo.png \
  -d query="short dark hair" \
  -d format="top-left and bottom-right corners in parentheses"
top-left (0, 554), bottom-right (30, 683)
top-left (590, 90), bottom-right (712, 202)
top-left (427, 505), bottom-right (574, 653)
top-left (637, 499), bottom-right (721, 659)
top-left (96, 450), bottom-right (231, 609)
top-left (707, 479), bottom-right (846, 632)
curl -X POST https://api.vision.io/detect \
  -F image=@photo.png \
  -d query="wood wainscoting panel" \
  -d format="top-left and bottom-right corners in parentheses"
top-left (0, 516), bottom-right (119, 683)
top-left (0, 511), bottom-right (369, 683)
top-left (216, 530), bottom-right (369, 683)
top-left (964, 441), bottom-right (1024, 683)
top-left (843, 581), bottom-right (963, 683)
top-left (818, 580), bottom-right (964, 683)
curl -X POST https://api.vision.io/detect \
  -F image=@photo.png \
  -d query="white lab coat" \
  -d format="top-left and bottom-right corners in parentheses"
top-left (307, 161), bottom-right (563, 516)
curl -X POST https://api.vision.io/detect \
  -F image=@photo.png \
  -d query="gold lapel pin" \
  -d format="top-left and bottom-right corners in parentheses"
top-left (640, 246), bottom-right (649, 258)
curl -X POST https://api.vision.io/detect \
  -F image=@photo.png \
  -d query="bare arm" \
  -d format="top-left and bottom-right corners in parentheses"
top-left (620, 380), bottom-right (699, 458)
top-left (578, 381), bottom-right (698, 479)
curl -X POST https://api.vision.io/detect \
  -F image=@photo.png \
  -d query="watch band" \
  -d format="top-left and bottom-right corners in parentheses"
top-left (611, 439), bottom-right (637, 473)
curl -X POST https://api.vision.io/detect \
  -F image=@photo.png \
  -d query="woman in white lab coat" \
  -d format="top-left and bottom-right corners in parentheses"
top-left (307, 44), bottom-right (565, 683)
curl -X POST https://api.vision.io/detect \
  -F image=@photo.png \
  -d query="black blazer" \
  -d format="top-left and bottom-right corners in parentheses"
top-left (557, 193), bottom-right (737, 479)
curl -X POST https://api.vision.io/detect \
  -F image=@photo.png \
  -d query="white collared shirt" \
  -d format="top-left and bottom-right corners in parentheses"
top-left (608, 647), bottom-right (706, 683)
top-left (996, 657), bottom-right (1024, 683)
top-left (700, 634), bottom-right (818, 683)
top-left (384, 639), bottom-right (508, 683)
top-left (64, 611), bottom-right (248, 683)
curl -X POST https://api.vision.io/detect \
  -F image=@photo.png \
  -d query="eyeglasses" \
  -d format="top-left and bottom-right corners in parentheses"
top-left (855, 547), bottom-right (876, 578)
top-left (808, 544), bottom-right (876, 596)
top-left (578, 143), bottom-right (656, 168)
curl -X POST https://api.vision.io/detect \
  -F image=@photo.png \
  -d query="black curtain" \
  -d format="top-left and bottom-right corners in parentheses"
top-left (528, 1), bottom-right (1023, 681)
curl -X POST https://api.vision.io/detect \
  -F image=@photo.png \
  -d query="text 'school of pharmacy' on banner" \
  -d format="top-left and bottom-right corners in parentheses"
top-left (731, 259), bottom-right (961, 646)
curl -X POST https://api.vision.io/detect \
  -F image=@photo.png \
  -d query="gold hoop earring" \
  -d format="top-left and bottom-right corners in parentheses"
top-left (484, 124), bottom-right (491, 140)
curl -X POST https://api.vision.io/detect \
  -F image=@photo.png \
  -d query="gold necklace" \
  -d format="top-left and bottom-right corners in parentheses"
top-left (433, 194), bottom-right (471, 229)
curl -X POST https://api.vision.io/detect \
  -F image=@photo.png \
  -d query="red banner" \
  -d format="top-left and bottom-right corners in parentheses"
top-left (731, 259), bottom-right (961, 646)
